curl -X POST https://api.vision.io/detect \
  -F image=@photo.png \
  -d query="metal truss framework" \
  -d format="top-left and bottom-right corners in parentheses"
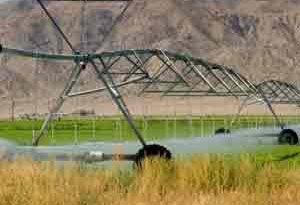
top-left (1, 0), bottom-right (300, 146)
top-left (256, 80), bottom-right (300, 104)
top-left (1, 46), bottom-right (259, 97)
top-left (231, 80), bottom-right (300, 129)
top-left (3, 44), bottom-right (299, 140)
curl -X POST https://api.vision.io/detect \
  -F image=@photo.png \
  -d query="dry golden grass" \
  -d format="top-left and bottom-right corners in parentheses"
top-left (0, 155), bottom-right (300, 205)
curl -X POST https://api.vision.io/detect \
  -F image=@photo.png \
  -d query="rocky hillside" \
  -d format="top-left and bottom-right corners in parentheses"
top-left (1, 0), bottom-right (300, 116)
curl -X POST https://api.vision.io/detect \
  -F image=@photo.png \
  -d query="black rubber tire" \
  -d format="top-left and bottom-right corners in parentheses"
top-left (215, 128), bottom-right (231, 135)
top-left (134, 144), bottom-right (172, 167)
top-left (278, 129), bottom-right (299, 145)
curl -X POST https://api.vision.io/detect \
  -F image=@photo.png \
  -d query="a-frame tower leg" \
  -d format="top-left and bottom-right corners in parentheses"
top-left (32, 63), bottom-right (84, 146)
top-left (89, 58), bottom-right (147, 147)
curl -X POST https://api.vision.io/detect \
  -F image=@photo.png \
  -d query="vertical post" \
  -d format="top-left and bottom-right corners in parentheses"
top-left (212, 116), bottom-right (216, 134)
top-left (11, 99), bottom-right (15, 121)
top-left (143, 116), bottom-right (148, 140)
top-left (32, 130), bottom-right (35, 145)
top-left (165, 99), bottom-right (169, 138)
top-left (188, 98), bottom-right (193, 137)
top-left (247, 115), bottom-right (250, 129)
top-left (74, 124), bottom-right (78, 145)
top-left (142, 116), bottom-right (145, 140)
top-left (255, 116), bottom-right (258, 129)
top-left (34, 59), bottom-right (39, 118)
top-left (92, 117), bottom-right (96, 141)
top-left (142, 99), bottom-right (146, 140)
top-left (201, 116), bottom-right (204, 137)
top-left (190, 115), bottom-right (193, 137)
top-left (174, 110), bottom-right (177, 139)
top-left (51, 121), bottom-right (55, 145)
top-left (119, 117), bottom-right (122, 141)
top-left (47, 99), bottom-right (50, 113)
top-left (114, 119), bottom-right (117, 140)
top-left (166, 115), bottom-right (169, 138)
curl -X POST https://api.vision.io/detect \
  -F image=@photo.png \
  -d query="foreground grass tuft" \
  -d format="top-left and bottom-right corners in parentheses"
top-left (0, 155), bottom-right (300, 204)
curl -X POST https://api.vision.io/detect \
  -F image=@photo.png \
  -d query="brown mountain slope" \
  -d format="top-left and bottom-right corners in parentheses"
top-left (1, 0), bottom-right (300, 117)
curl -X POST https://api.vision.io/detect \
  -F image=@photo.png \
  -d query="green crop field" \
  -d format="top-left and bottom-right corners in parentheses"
top-left (0, 115), bottom-right (300, 145)
top-left (0, 114), bottom-right (299, 168)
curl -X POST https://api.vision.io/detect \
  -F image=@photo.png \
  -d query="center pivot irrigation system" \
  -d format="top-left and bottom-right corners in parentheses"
top-left (1, 0), bottom-right (300, 165)
top-left (228, 80), bottom-right (300, 145)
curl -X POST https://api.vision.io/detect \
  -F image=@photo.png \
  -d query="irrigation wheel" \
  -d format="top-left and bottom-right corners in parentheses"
top-left (215, 128), bottom-right (231, 135)
top-left (278, 129), bottom-right (299, 145)
top-left (134, 144), bottom-right (172, 167)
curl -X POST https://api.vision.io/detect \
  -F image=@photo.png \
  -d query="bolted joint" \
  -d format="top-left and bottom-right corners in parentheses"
top-left (80, 53), bottom-right (90, 70)
top-left (79, 61), bottom-right (87, 70)
top-left (74, 50), bottom-right (81, 55)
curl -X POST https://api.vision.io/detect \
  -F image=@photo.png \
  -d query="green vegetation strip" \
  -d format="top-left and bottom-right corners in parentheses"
top-left (0, 115), bottom-right (300, 145)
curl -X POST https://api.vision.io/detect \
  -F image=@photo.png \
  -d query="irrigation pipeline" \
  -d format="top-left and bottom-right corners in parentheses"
top-left (0, 44), bottom-right (215, 65)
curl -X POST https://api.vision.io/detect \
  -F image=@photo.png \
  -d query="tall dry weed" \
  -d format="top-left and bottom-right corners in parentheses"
top-left (0, 155), bottom-right (298, 205)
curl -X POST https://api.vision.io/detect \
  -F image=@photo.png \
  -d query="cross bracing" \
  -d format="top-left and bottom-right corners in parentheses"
top-left (0, 45), bottom-right (258, 97)
top-left (2, 42), bottom-right (300, 142)
top-left (230, 80), bottom-right (300, 130)
top-left (255, 80), bottom-right (300, 104)
top-left (3, 44), bottom-right (298, 103)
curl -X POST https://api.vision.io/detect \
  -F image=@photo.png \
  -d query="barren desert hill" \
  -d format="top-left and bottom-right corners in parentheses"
top-left (1, 0), bottom-right (300, 117)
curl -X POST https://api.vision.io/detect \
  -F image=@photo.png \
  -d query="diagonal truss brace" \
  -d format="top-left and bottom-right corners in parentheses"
top-left (92, 57), bottom-right (147, 146)
top-left (32, 62), bottom-right (84, 145)
top-left (32, 56), bottom-right (148, 146)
